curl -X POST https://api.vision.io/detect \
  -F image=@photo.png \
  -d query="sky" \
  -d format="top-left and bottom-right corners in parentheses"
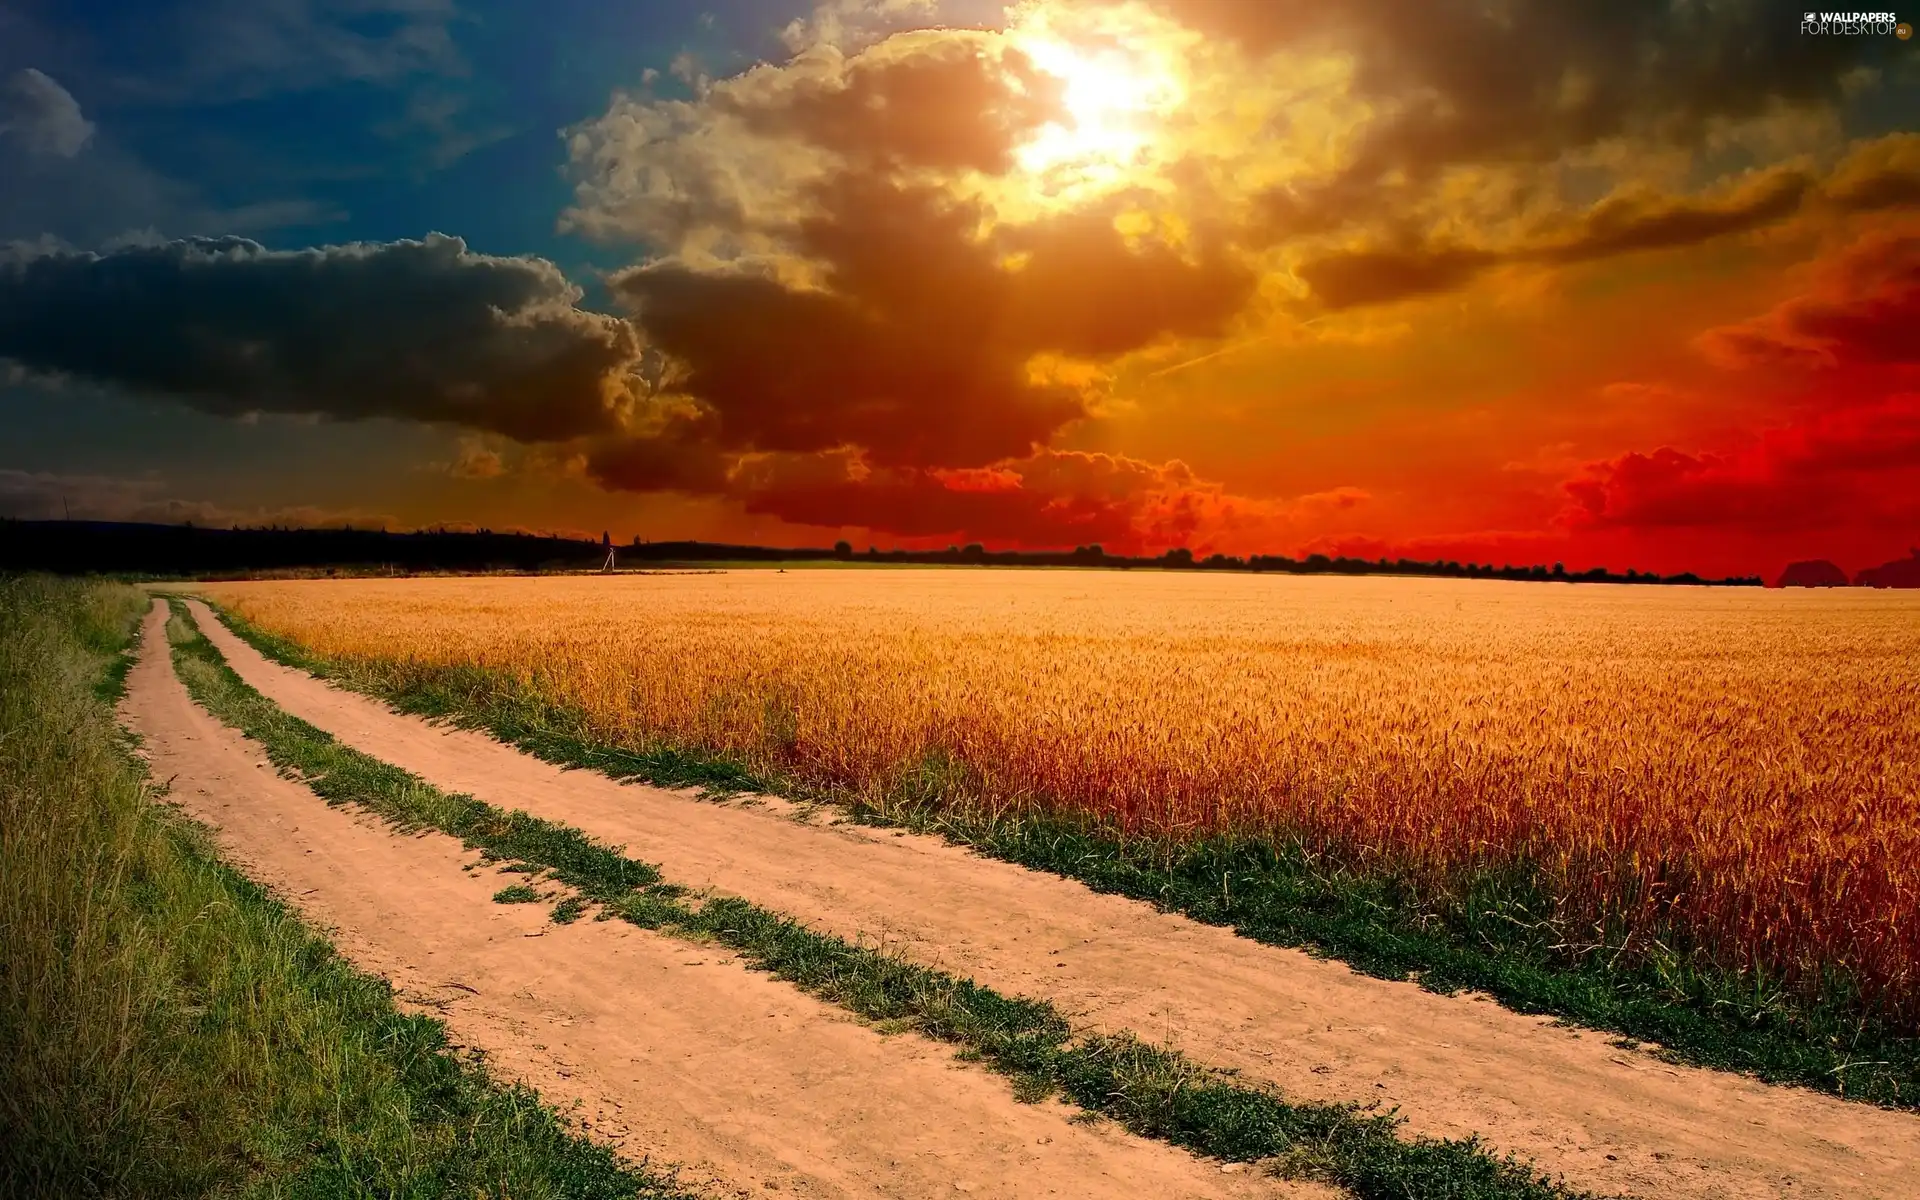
top-left (1, 0), bottom-right (1916, 577)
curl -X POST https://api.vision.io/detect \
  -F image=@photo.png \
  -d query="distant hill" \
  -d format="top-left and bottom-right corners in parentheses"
top-left (1775, 560), bottom-right (1851, 588)
top-left (1856, 550), bottom-right (1920, 589)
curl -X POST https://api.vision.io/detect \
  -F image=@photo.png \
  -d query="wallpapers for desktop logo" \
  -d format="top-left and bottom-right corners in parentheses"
top-left (1801, 10), bottom-right (1911, 35)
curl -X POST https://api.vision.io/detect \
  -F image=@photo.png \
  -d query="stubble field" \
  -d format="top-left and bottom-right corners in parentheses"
top-left (202, 570), bottom-right (1920, 1047)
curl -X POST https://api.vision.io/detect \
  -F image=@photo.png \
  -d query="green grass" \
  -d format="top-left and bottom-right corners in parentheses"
top-left (169, 599), bottom-right (1588, 1200)
top-left (209, 599), bottom-right (1920, 1111)
top-left (0, 576), bottom-right (692, 1199)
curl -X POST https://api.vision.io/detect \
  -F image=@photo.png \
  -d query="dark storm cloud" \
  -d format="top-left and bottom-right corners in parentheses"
top-left (1295, 150), bottom-right (1910, 309)
top-left (618, 258), bottom-right (1086, 468)
top-left (692, 449), bottom-right (1354, 553)
top-left (0, 234), bottom-right (639, 442)
top-left (559, 0), bottom-right (1906, 543)
top-left (584, 414), bottom-right (733, 493)
top-left (586, 446), bottom-right (1271, 554)
top-left (1824, 133), bottom-right (1920, 213)
top-left (1296, 167), bottom-right (1814, 308)
top-left (734, 460), bottom-right (1145, 546)
top-left (575, 18), bottom-right (1250, 458)
top-left (1538, 169), bottom-right (1816, 263)
top-left (1295, 246), bottom-right (1499, 311)
top-left (996, 206), bottom-right (1259, 356)
top-left (1159, 0), bottom-right (1885, 201)
top-left (612, 179), bottom-right (1253, 469)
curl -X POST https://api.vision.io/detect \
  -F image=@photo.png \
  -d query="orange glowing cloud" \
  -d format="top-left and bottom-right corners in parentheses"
top-left (7, 0), bottom-right (1913, 575)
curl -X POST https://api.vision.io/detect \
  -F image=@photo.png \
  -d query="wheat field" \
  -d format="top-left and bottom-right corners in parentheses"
top-left (204, 570), bottom-right (1920, 1022)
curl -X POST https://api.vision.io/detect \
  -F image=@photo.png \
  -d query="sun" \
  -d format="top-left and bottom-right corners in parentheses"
top-left (1011, 32), bottom-right (1184, 192)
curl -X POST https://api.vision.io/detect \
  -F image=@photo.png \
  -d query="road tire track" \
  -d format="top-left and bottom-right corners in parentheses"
top-left (184, 597), bottom-right (1920, 1200)
top-left (125, 601), bottom-right (1313, 1200)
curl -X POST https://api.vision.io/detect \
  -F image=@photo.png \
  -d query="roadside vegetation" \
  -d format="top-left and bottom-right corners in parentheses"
top-left (202, 577), bottom-right (1920, 1109)
top-left (0, 575), bottom-right (687, 1199)
top-left (166, 598), bottom-right (1588, 1200)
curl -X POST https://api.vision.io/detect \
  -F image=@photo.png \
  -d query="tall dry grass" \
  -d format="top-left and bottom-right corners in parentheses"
top-left (0, 577), bottom-right (675, 1196)
top-left (206, 570), bottom-right (1920, 1024)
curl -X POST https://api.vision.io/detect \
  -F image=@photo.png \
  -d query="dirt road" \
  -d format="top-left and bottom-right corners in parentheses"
top-left (183, 597), bottom-right (1920, 1200)
top-left (125, 601), bottom-right (1315, 1199)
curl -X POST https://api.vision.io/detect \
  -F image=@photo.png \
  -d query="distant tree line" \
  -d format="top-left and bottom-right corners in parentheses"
top-left (0, 520), bottom-right (610, 576)
top-left (0, 518), bottom-right (1766, 585)
top-left (812, 540), bottom-right (1758, 585)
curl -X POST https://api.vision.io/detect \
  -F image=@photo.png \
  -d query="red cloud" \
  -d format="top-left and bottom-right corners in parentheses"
top-left (1555, 224), bottom-right (1920, 569)
top-left (1562, 392), bottom-right (1920, 534)
top-left (733, 450), bottom-right (1189, 551)
top-left (1696, 225), bottom-right (1920, 370)
top-left (724, 448), bottom-right (1367, 554)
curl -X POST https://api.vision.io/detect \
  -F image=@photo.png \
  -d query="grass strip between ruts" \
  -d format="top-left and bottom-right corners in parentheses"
top-left (2, 577), bottom-right (690, 1200)
top-left (201, 600), bottom-right (1917, 1112)
top-left (165, 598), bottom-right (1592, 1200)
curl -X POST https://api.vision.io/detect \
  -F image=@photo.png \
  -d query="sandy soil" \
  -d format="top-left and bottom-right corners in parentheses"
top-left (126, 602), bottom-right (1315, 1200)
top-left (184, 598), bottom-right (1920, 1200)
